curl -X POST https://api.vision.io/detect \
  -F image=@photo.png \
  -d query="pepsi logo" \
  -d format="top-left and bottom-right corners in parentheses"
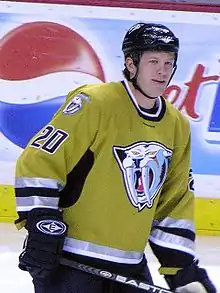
top-left (0, 21), bottom-right (105, 149)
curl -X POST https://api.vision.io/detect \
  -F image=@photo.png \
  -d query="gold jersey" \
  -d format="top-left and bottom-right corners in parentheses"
top-left (15, 80), bottom-right (195, 274)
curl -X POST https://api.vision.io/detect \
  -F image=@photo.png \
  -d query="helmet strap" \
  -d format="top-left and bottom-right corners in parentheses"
top-left (167, 64), bottom-right (177, 86)
top-left (129, 63), bottom-right (158, 100)
top-left (130, 73), bottom-right (158, 100)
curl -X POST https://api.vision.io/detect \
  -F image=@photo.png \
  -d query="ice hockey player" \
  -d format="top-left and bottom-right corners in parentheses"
top-left (14, 22), bottom-right (216, 293)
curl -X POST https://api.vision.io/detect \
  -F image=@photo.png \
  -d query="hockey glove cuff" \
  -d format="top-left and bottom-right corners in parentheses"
top-left (164, 260), bottom-right (216, 293)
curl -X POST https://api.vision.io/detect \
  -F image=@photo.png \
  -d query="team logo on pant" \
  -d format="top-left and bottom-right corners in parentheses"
top-left (113, 142), bottom-right (172, 211)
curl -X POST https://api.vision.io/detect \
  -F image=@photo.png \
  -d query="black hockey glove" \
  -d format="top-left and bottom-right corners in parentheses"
top-left (165, 260), bottom-right (216, 293)
top-left (18, 208), bottom-right (68, 282)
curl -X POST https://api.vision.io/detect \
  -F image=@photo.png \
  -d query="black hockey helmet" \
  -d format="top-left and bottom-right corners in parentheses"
top-left (122, 23), bottom-right (179, 99)
top-left (122, 22), bottom-right (179, 64)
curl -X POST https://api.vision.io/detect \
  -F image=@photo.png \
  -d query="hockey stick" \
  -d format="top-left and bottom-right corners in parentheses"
top-left (60, 258), bottom-right (173, 293)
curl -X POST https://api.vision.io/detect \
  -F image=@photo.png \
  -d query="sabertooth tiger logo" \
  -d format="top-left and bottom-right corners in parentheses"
top-left (113, 142), bottom-right (172, 211)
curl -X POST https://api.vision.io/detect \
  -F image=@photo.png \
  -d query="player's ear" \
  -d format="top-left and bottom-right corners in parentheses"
top-left (125, 57), bottom-right (137, 77)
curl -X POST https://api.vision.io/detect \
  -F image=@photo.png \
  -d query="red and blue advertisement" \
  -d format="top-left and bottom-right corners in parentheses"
top-left (0, 1), bottom-right (220, 198)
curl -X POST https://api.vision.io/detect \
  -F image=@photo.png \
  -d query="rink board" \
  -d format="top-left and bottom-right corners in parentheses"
top-left (1, 184), bottom-right (220, 235)
top-left (0, 2), bottom-right (220, 235)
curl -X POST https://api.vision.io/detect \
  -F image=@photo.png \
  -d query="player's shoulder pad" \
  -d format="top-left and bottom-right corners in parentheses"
top-left (82, 82), bottom-right (121, 99)
top-left (62, 82), bottom-right (121, 116)
top-left (163, 97), bottom-right (190, 133)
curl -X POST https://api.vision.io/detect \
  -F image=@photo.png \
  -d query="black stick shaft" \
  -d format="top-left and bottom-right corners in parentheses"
top-left (60, 258), bottom-right (173, 293)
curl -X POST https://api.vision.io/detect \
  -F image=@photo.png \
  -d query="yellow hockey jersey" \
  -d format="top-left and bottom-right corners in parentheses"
top-left (15, 80), bottom-right (195, 274)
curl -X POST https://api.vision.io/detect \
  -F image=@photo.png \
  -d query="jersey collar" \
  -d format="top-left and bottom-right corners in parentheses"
top-left (121, 79), bottom-right (166, 122)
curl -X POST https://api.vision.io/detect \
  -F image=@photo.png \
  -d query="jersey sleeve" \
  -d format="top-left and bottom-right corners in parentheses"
top-left (149, 116), bottom-right (196, 275)
top-left (15, 86), bottom-right (100, 229)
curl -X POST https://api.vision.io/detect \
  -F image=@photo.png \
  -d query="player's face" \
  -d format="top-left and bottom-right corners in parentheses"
top-left (135, 51), bottom-right (175, 97)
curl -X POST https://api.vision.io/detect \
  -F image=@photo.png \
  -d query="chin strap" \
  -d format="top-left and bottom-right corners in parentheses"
top-left (125, 52), bottom-right (157, 100)
top-left (130, 75), bottom-right (158, 100)
top-left (167, 65), bottom-right (177, 87)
